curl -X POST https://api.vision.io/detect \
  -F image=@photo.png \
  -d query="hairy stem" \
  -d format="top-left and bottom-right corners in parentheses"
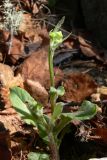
top-left (48, 48), bottom-right (55, 87)
top-left (48, 48), bottom-right (56, 112)
top-left (48, 132), bottom-right (60, 160)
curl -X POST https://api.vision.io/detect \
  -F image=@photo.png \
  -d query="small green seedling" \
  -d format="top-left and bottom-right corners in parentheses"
top-left (10, 17), bottom-right (97, 160)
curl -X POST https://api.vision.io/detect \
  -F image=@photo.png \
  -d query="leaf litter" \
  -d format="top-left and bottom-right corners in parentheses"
top-left (0, 0), bottom-right (107, 159)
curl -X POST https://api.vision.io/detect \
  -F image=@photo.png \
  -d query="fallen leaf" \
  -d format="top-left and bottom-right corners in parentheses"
top-left (0, 30), bottom-right (24, 64)
top-left (7, 36), bottom-right (24, 64)
top-left (19, 13), bottom-right (48, 44)
top-left (91, 86), bottom-right (107, 102)
top-left (0, 63), bottom-right (23, 108)
top-left (17, 48), bottom-right (63, 105)
top-left (32, 3), bottom-right (39, 14)
top-left (91, 93), bottom-right (101, 102)
top-left (79, 36), bottom-right (105, 62)
top-left (97, 86), bottom-right (107, 95)
top-left (61, 72), bottom-right (97, 102)
top-left (20, 0), bottom-right (39, 14)
top-left (26, 79), bottom-right (48, 105)
top-left (0, 30), bottom-right (10, 42)
top-left (19, 13), bottom-right (32, 33)
top-left (0, 63), bottom-right (23, 88)
top-left (17, 48), bottom-right (49, 87)
top-left (91, 128), bottom-right (107, 143)
top-left (20, 0), bottom-right (32, 11)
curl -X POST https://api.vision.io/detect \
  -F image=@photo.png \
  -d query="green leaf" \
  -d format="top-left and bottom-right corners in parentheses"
top-left (9, 87), bottom-right (43, 125)
top-left (54, 100), bottom-right (97, 136)
top-left (28, 152), bottom-right (50, 160)
top-left (44, 115), bottom-right (54, 129)
top-left (37, 122), bottom-right (49, 144)
top-left (50, 86), bottom-right (57, 95)
top-left (52, 102), bottom-right (64, 120)
top-left (49, 17), bottom-right (65, 51)
top-left (37, 115), bottom-right (55, 144)
top-left (53, 16), bottom-right (65, 32)
top-left (10, 87), bottom-right (49, 143)
top-left (50, 86), bottom-right (65, 97)
top-left (10, 87), bottom-right (37, 125)
top-left (57, 86), bottom-right (65, 96)
top-left (62, 100), bottom-right (97, 121)
top-left (49, 86), bottom-right (65, 109)
top-left (50, 87), bottom-right (57, 105)
top-left (10, 86), bottom-right (37, 105)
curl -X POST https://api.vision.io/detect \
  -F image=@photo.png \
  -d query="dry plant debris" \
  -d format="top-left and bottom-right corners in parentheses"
top-left (61, 72), bottom-right (97, 102)
top-left (0, 63), bottom-right (23, 108)
top-left (0, 30), bottom-right (24, 64)
top-left (0, 122), bottom-right (11, 160)
top-left (0, 0), bottom-right (106, 159)
top-left (78, 36), bottom-right (106, 63)
top-left (17, 47), bottom-right (63, 105)
top-left (91, 128), bottom-right (107, 144)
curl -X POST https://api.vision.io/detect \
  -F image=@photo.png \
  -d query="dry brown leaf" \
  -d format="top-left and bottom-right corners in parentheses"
top-left (91, 86), bottom-right (107, 102)
top-left (16, 48), bottom-right (50, 105)
top-left (97, 86), bottom-right (107, 95)
top-left (19, 13), bottom-right (47, 43)
top-left (79, 36), bottom-right (105, 61)
top-left (32, 3), bottom-right (39, 14)
top-left (0, 30), bottom-right (10, 42)
top-left (0, 112), bottom-right (35, 155)
top-left (26, 79), bottom-right (48, 105)
top-left (91, 128), bottom-right (107, 143)
top-left (7, 36), bottom-right (24, 64)
top-left (63, 37), bottom-right (79, 49)
top-left (0, 63), bottom-right (13, 84)
top-left (63, 40), bottom-right (74, 49)
top-left (0, 63), bottom-right (23, 88)
top-left (19, 13), bottom-right (40, 42)
top-left (17, 47), bottom-right (63, 105)
top-left (20, 0), bottom-right (39, 14)
top-left (20, 0), bottom-right (31, 10)
top-left (0, 30), bottom-right (24, 64)
top-left (91, 93), bottom-right (101, 102)
top-left (17, 48), bottom-right (49, 86)
top-left (0, 63), bottom-right (23, 108)
top-left (19, 13), bottom-right (32, 33)
top-left (61, 72), bottom-right (97, 102)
